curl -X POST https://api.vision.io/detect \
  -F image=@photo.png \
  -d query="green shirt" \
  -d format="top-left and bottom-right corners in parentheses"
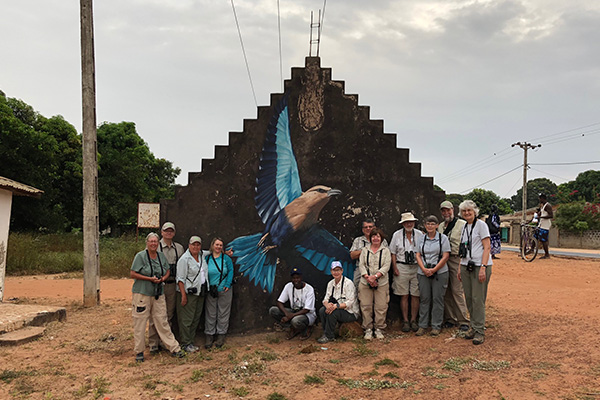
top-left (131, 250), bottom-right (169, 296)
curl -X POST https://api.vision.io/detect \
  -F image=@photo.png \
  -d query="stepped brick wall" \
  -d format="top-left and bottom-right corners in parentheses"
top-left (161, 57), bottom-right (445, 333)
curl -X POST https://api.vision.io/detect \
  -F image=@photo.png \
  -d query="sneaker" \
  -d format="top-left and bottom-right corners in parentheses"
top-left (410, 320), bottom-right (419, 332)
top-left (149, 345), bottom-right (163, 355)
top-left (205, 334), bottom-right (214, 349)
top-left (215, 334), bottom-right (226, 348)
top-left (364, 330), bottom-right (373, 340)
top-left (472, 333), bottom-right (485, 345)
top-left (464, 328), bottom-right (476, 340)
top-left (135, 352), bottom-right (144, 362)
top-left (443, 321), bottom-right (456, 329)
top-left (540, 255), bottom-right (550, 259)
top-left (184, 344), bottom-right (198, 353)
top-left (459, 324), bottom-right (470, 331)
top-left (430, 329), bottom-right (440, 337)
top-left (317, 335), bottom-right (334, 344)
top-left (415, 327), bottom-right (427, 336)
top-left (171, 350), bottom-right (186, 358)
top-left (374, 329), bottom-right (384, 339)
top-left (401, 321), bottom-right (411, 333)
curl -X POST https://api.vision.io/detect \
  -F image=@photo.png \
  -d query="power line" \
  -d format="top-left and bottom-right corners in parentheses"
top-left (528, 121), bottom-right (600, 143)
top-left (230, 0), bottom-right (258, 107)
top-left (277, 0), bottom-right (283, 92)
top-left (530, 160), bottom-right (600, 166)
top-left (529, 167), bottom-right (570, 182)
top-left (438, 148), bottom-right (520, 185)
top-left (459, 164), bottom-right (523, 194)
top-left (503, 175), bottom-right (523, 198)
top-left (541, 128), bottom-right (600, 147)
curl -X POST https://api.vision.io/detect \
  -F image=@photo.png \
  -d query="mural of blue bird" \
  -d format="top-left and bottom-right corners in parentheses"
top-left (228, 94), bottom-right (353, 292)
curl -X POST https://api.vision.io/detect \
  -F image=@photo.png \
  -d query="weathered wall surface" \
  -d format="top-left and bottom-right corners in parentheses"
top-left (161, 57), bottom-right (445, 332)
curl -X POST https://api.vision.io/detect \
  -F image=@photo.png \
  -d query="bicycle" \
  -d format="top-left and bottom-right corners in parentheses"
top-left (520, 223), bottom-right (539, 262)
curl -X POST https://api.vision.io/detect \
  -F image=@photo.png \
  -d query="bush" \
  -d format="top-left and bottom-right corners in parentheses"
top-left (554, 202), bottom-right (600, 232)
top-left (6, 232), bottom-right (143, 277)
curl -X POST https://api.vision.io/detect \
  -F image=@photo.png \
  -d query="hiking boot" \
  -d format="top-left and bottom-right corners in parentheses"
top-left (430, 329), bottom-right (441, 337)
top-left (410, 320), bottom-right (419, 332)
top-left (205, 334), bottom-right (214, 349)
top-left (215, 334), bottom-right (226, 348)
top-left (401, 321), bottom-right (411, 333)
top-left (374, 329), bottom-right (384, 340)
top-left (149, 345), bottom-right (163, 355)
top-left (184, 344), bottom-right (199, 353)
top-left (135, 352), bottom-right (144, 362)
top-left (171, 349), bottom-right (186, 358)
top-left (472, 333), bottom-right (485, 345)
top-left (443, 321), bottom-right (456, 329)
top-left (415, 327), bottom-right (427, 336)
top-left (463, 328), bottom-right (476, 340)
top-left (364, 329), bottom-right (373, 340)
top-left (459, 324), bottom-right (470, 331)
top-left (317, 335), bottom-right (334, 344)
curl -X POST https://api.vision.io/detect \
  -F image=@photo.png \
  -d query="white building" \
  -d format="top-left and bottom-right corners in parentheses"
top-left (0, 176), bottom-right (43, 302)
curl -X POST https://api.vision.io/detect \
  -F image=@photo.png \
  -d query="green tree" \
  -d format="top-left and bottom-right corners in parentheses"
top-left (464, 188), bottom-right (512, 215)
top-left (97, 122), bottom-right (180, 230)
top-left (554, 201), bottom-right (600, 232)
top-left (570, 170), bottom-right (600, 203)
top-left (510, 178), bottom-right (558, 211)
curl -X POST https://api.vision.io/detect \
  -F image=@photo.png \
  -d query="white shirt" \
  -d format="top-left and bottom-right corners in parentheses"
top-left (175, 249), bottom-right (209, 294)
top-left (539, 202), bottom-right (552, 230)
top-left (460, 220), bottom-right (493, 267)
top-left (323, 277), bottom-right (360, 317)
top-left (389, 228), bottom-right (424, 263)
top-left (277, 282), bottom-right (317, 325)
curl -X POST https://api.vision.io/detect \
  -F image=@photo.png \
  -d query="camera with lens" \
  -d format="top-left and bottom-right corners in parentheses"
top-left (466, 260), bottom-right (477, 272)
top-left (187, 287), bottom-right (198, 295)
top-left (405, 251), bottom-right (416, 264)
top-left (153, 278), bottom-right (162, 300)
top-left (458, 242), bottom-right (469, 258)
top-left (328, 296), bottom-right (338, 304)
top-left (200, 282), bottom-right (208, 297)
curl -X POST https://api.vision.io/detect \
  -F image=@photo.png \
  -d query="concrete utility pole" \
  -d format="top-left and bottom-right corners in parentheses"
top-left (80, 0), bottom-right (100, 306)
top-left (512, 142), bottom-right (541, 223)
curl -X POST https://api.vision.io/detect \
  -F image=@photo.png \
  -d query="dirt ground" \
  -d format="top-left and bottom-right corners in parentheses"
top-left (2, 251), bottom-right (600, 400)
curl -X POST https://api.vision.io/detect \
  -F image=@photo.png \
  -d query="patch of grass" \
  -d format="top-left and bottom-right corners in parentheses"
top-left (228, 350), bottom-right (238, 364)
top-left (267, 392), bottom-right (287, 400)
top-left (383, 372), bottom-right (399, 379)
top-left (434, 383), bottom-right (448, 390)
top-left (266, 334), bottom-right (281, 344)
top-left (337, 378), bottom-right (413, 390)
top-left (92, 376), bottom-right (111, 399)
top-left (353, 342), bottom-right (378, 357)
top-left (329, 359), bottom-right (341, 364)
top-left (304, 374), bottom-right (325, 384)
top-left (374, 358), bottom-right (399, 368)
top-left (442, 357), bottom-right (472, 372)
top-left (533, 362), bottom-right (560, 370)
top-left (362, 370), bottom-right (379, 377)
top-left (231, 386), bottom-right (250, 397)
top-left (472, 360), bottom-right (511, 371)
top-left (0, 369), bottom-right (36, 383)
top-left (10, 377), bottom-right (36, 397)
top-left (231, 360), bottom-right (266, 379)
top-left (73, 383), bottom-right (92, 398)
top-left (422, 367), bottom-right (449, 379)
top-left (190, 369), bottom-right (204, 382)
top-left (254, 348), bottom-right (278, 361)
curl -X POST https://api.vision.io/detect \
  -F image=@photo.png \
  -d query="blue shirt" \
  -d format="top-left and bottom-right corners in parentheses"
top-left (205, 253), bottom-right (234, 292)
top-left (416, 233), bottom-right (451, 275)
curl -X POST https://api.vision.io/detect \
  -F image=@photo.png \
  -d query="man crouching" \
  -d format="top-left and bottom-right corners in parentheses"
top-left (269, 268), bottom-right (316, 340)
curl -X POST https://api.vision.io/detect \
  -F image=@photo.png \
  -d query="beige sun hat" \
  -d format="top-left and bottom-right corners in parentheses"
top-left (399, 212), bottom-right (418, 224)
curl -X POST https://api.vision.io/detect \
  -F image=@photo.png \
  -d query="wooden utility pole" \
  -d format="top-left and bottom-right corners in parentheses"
top-left (512, 142), bottom-right (541, 223)
top-left (80, 0), bottom-right (100, 306)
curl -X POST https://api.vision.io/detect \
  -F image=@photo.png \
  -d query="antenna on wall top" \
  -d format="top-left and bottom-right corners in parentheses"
top-left (309, 10), bottom-right (321, 57)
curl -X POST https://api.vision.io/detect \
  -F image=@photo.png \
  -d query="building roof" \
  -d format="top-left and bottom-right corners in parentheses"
top-left (0, 176), bottom-right (43, 198)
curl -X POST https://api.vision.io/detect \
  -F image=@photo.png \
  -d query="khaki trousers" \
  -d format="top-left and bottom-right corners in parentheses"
top-left (460, 265), bottom-right (492, 335)
top-left (148, 282), bottom-right (176, 346)
top-left (444, 256), bottom-right (470, 326)
top-left (132, 292), bottom-right (180, 354)
top-left (358, 282), bottom-right (390, 331)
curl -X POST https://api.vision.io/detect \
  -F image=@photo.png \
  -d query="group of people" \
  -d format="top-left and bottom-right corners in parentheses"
top-left (271, 199), bottom-right (494, 346)
top-left (130, 223), bottom-right (233, 362)
top-left (132, 199), bottom-right (499, 360)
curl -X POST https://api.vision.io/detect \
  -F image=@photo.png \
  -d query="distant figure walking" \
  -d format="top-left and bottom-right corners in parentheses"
top-left (487, 205), bottom-right (501, 259)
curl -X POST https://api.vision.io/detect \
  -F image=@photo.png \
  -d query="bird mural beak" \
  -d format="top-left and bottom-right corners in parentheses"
top-left (327, 188), bottom-right (342, 197)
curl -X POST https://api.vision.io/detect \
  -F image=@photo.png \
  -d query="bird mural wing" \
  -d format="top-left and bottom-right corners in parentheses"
top-left (255, 95), bottom-right (302, 227)
top-left (294, 225), bottom-right (354, 279)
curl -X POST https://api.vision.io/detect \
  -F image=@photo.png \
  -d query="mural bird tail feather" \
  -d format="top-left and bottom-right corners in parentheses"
top-left (228, 233), bottom-right (278, 292)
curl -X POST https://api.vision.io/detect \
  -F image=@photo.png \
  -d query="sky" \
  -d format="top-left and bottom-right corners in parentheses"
top-left (2, 0), bottom-right (599, 200)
